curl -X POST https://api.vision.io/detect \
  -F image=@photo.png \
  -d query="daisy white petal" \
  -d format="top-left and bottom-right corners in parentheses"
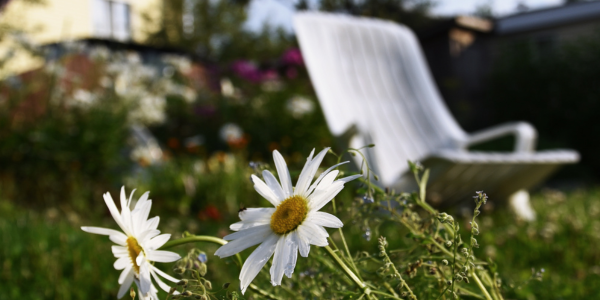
top-left (150, 264), bottom-right (180, 283)
top-left (283, 236), bottom-right (299, 278)
top-left (146, 234), bottom-right (171, 250)
top-left (230, 219), bottom-right (270, 231)
top-left (139, 260), bottom-right (152, 294)
top-left (262, 170), bottom-right (285, 201)
top-left (293, 230), bottom-right (311, 257)
top-left (216, 225), bottom-right (272, 258)
top-left (239, 234), bottom-right (279, 294)
top-left (308, 182), bottom-right (345, 212)
top-left (269, 237), bottom-right (287, 286)
top-left (118, 265), bottom-right (133, 284)
top-left (298, 223), bottom-right (329, 247)
top-left (150, 265), bottom-right (181, 282)
top-left (114, 256), bottom-right (130, 270)
top-left (295, 148), bottom-right (329, 197)
top-left (103, 192), bottom-right (130, 235)
top-left (118, 271), bottom-right (135, 298)
top-left (239, 208), bottom-right (275, 221)
top-left (120, 187), bottom-right (131, 226)
top-left (306, 161), bottom-right (350, 196)
top-left (337, 174), bottom-right (363, 184)
top-left (137, 229), bottom-right (161, 244)
top-left (150, 268), bottom-right (180, 294)
top-left (251, 175), bottom-right (281, 207)
top-left (223, 224), bottom-right (271, 241)
top-left (273, 150), bottom-right (293, 197)
top-left (307, 211), bottom-right (344, 228)
top-left (144, 216), bottom-right (160, 231)
top-left (112, 245), bottom-right (128, 257)
top-left (135, 191), bottom-right (150, 210)
top-left (314, 170), bottom-right (340, 191)
top-left (132, 200), bottom-right (152, 236)
top-left (81, 226), bottom-right (123, 236)
top-left (146, 250), bottom-right (181, 263)
top-left (109, 233), bottom-right (128, 246)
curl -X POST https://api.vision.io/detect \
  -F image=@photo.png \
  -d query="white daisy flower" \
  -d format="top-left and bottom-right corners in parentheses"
top-left (215, 148), bottom-right (361, 294)
top-left (81, 187), bottom-right (182, 299)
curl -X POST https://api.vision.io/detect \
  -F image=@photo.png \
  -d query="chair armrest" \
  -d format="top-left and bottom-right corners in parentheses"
top-left (466, 122), bottom-right (537, 152)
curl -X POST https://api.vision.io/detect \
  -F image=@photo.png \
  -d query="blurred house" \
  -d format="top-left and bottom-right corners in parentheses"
top-left (0, 0), bottom-right (162, 76)
top-left (419, 0), bottom-right (600, 131)
top-left (0, 0), bottom-right (217, 156)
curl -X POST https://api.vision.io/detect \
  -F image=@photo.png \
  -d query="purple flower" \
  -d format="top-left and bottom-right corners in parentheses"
top-left (281, 48), bottom-right (304, 66)
top-left (261, 69), bottom-right (278, 81)
top-left (231, 60), bottom-right (263, 82)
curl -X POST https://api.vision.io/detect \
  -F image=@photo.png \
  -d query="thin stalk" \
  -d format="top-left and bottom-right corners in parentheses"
top-left (380, 245), bottom-right (416, 299)
top-left (337, 227), bottom-right (363, 280)
top-left (457, 287), bottom-right (486, 299)
top-left (435, 285), bottom-right (450, 300)
top-left (471, 271), bottom-right (494, 300)
top-left (370, 289), bottom-right (404, 299)
top-left (383, 282), bottom-right (400, 298)
top-left (323, 245), bottom-right (372, 299)
top-left (159, 235), bottom-right (280, 300)
top-left (450, 225), bottom-right (459, 296)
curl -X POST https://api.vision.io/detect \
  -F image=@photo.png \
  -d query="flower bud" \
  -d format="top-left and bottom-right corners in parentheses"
top-left (181, 290), bottom-right (193, 297)
top-left (177, 280), bottom-right (188, 286)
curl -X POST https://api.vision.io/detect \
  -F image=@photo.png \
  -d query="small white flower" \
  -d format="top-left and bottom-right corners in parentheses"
top-left (81, 187), bottom-right (181, 299)
top-left (220, 78), bottom-right (236, 97)
top-left (286, 96), bottom-right (315, 118)
top-left (68, 89), bottom-right (97, 108)
top-left (215, 148), bottom-right (361, 293)
top-left (219, 123), bottom-right (243, 143)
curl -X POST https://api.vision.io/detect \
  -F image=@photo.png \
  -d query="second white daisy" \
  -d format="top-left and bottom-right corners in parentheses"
top-left (215, 148), bottom-right (360, 293)
top-left (82, 187), bottom-right (181, 299)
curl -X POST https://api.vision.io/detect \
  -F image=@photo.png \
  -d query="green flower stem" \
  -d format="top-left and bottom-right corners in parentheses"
top-left (383, 282), bottom-right (400, 298)
top-left (337, 227), bottom-right (363, 280)
top-left (435, 285), bottom-right (451, 300)
top-left (160, 235), bottom-right (280, 300)
top-left (323, 245), bottom-right (372, 299)
top-left (380, 244), bottom-right (416, 299)
top-left (457, 287), bottom-right (486, 299)
top-left (370, 289), bottom-right (404, 299)
top-left (472, 271), bottom-right (494, 300)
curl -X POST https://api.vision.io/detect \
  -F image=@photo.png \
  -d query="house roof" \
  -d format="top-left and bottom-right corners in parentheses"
top-left (495, 1), bottom-right (600, 35)
top-left (417, 15), bottom-right (493, 41)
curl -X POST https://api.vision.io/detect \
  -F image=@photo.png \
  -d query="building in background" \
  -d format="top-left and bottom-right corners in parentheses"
top-left (418, 0), bottom-right (600, 131)
top-left (0, 0), bottom-right (162, 76)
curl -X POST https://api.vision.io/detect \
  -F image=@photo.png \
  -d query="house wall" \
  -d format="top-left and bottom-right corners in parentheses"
top-left (0, 0), bottom-right (162, 76)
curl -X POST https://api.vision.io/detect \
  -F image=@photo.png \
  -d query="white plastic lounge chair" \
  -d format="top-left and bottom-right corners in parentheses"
top-left (294, 12), bottom-right (579, 219)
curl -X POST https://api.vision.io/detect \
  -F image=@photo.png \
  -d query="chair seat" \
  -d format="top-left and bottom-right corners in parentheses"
top-left (432, 149), bottom-right (579, 164)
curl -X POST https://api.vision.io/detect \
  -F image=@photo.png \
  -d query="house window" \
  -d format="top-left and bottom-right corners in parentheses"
top-left (91, 0), bottom-right (131, 41)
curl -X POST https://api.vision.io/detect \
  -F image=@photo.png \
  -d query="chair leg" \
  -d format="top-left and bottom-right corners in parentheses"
top-left (509, 189), bottom-right (536, 221)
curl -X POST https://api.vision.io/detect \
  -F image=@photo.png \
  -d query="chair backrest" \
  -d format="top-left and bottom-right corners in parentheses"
top-left (294, 12), bottom-right (468, 185)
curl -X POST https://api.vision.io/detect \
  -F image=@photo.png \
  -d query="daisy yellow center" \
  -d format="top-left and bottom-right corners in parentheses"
top-left (126, 236), bottom-right (143, 273)
top-left (270, 195), bottom-right (308, 235)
